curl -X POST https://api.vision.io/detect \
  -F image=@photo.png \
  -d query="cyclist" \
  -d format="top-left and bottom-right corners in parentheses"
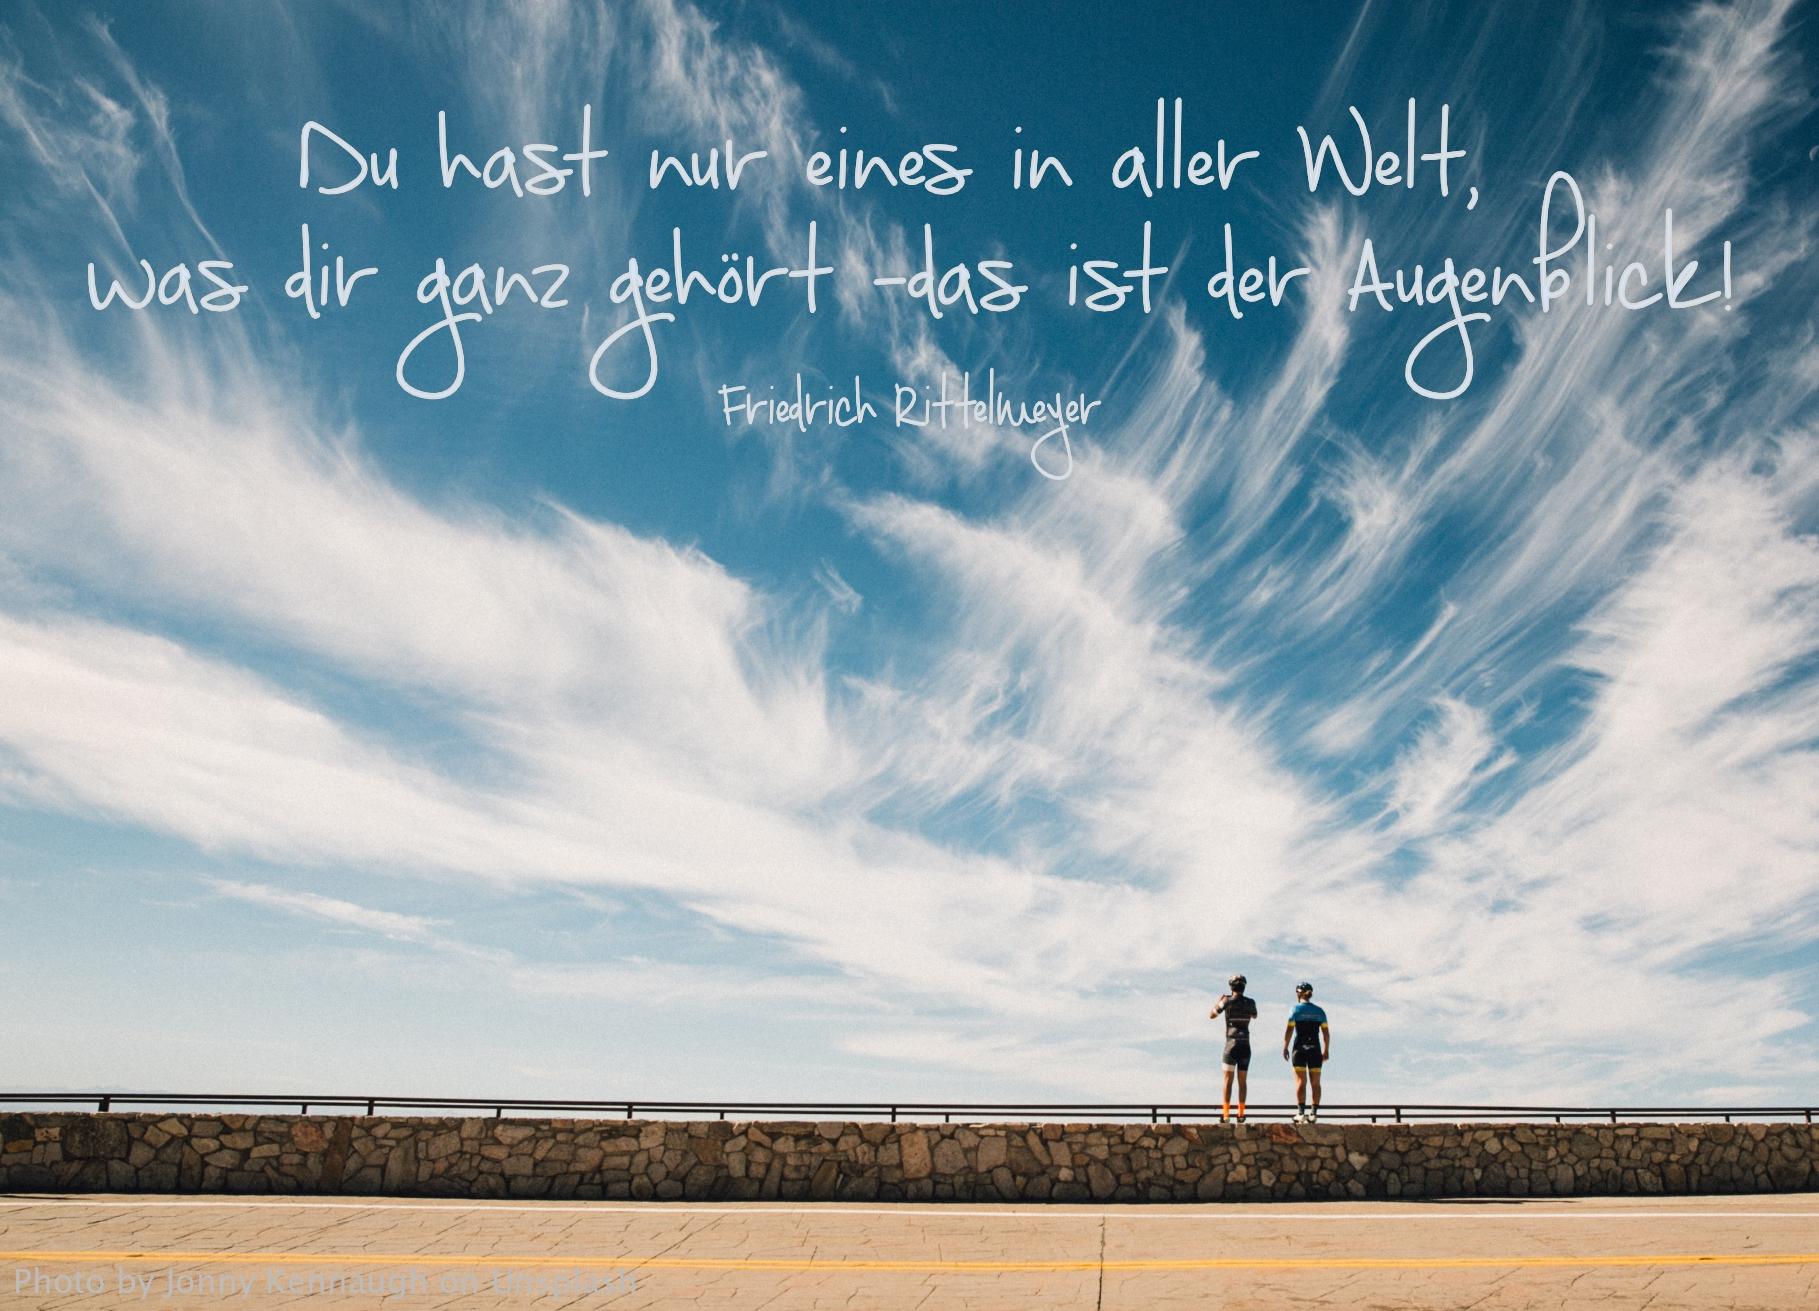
top-left (1282, 981), bottom-right (1330, 1123)
top-left (1209, 974), bottom-right (1258, 1122)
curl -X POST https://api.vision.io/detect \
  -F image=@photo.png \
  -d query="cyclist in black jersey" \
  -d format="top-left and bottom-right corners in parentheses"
top-left (1209, 974), bottom-right (1258, 1122)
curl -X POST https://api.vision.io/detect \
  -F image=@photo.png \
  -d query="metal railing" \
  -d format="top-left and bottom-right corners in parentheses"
top-left (1, 1094), bottom-right (1812, 1125)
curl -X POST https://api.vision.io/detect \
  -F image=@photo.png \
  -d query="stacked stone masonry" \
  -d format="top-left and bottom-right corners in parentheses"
top-left (2, 1114), bottom-right (1814, 1202)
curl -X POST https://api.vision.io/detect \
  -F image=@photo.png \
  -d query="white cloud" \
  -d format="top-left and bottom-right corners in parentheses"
top-left (1280, 0), bottom-right (1814, 751)
top-left (209, 878), bottom-right (444, 942)
top-left (1383, 698), bottom-right (1510, 838)
top-left (812, 561), bottom-right (862, 614)
top-left (0, 611), bottom-right (584, 874)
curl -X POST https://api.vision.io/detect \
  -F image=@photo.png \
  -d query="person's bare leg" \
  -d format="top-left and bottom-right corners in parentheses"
top-left (1309, 1069), bottom-right (1322, 1117)
top-left (1236, 1070), bottom-right (1248, 1119)
top-left (1221, 1068), bottom-right (1234, 1120)
top-left (1293, 1068), bottom-right (1308, 1119)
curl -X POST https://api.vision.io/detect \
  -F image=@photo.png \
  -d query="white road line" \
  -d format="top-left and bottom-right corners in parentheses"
top-left (0, 1199), bottom-right (1814, 1222)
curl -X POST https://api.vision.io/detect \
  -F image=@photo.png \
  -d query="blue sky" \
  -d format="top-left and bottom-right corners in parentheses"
top-left (1, 0), bottom-right (1816, 1107)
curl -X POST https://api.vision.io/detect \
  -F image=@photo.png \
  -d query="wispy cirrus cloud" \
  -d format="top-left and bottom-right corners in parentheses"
top-left (210, 877), bottom-right (446, 942)
top-left (0, 0), bottom-right (1813, 1105)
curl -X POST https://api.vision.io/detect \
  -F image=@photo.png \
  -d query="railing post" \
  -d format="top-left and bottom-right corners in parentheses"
top-left (1393, 1107), bottom-right (1401, 1124)
top-left (300, 1103), bottom-right (309, 1115)
top-left (1609, 1109), bottom-right (1616, 1124)
top-left (366, 1099), bottom-right (375, 1116)
top-left (97, 1096), bottom-right (110, 1112)
top-left (890, 1107), bottom-right (898, 1124)
top-left (625, 1103), bottom-right (634, 1120)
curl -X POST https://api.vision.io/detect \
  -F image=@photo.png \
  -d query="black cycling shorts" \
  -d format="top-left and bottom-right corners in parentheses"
top-left (1222, 1040), bottom-right (1251, 1071)
top-left (1291, 1046), bottom-right (1323, 1070)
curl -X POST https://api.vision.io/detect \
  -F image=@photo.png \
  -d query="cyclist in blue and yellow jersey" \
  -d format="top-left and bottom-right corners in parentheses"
top-left (1281, 981), bottom-right (1330, 1123)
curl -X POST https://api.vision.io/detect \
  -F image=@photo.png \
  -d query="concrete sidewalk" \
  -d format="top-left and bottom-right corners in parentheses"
top-left (3, 1191), bottom-right (1817, 1309)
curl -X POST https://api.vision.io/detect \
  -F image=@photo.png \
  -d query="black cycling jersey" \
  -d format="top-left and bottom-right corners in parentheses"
top-left (1218, 994), bottom-right (1258, 1043)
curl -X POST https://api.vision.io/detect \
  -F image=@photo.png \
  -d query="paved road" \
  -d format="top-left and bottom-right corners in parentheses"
top-left (3, 1192), bottom-right (1816, 1309)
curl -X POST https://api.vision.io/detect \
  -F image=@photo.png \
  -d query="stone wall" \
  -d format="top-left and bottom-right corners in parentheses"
top-left (2, 1114), bottom-right (1814, 1202)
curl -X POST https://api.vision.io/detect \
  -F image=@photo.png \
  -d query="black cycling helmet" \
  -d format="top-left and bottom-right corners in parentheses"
top-left (1228, 974), bottom-right (1247, 994)
top-left (1295, 981), bottom-right (1314, 995)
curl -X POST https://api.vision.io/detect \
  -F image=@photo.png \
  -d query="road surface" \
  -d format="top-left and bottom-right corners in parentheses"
top-left (3, 1191), bottom-right (1817, 1308)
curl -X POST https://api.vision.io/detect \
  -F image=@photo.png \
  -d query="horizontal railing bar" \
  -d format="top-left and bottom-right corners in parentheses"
top-left (0, 1094), bottom-right (1811, 1120)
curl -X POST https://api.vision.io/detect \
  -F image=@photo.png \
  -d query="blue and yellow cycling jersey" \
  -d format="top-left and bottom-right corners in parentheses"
top-left (1288, 1001), bottom-right (1328, 1050)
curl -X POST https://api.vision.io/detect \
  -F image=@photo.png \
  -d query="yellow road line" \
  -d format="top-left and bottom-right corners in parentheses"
top-left (4, 1249), bottom-right (1818, 1272)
